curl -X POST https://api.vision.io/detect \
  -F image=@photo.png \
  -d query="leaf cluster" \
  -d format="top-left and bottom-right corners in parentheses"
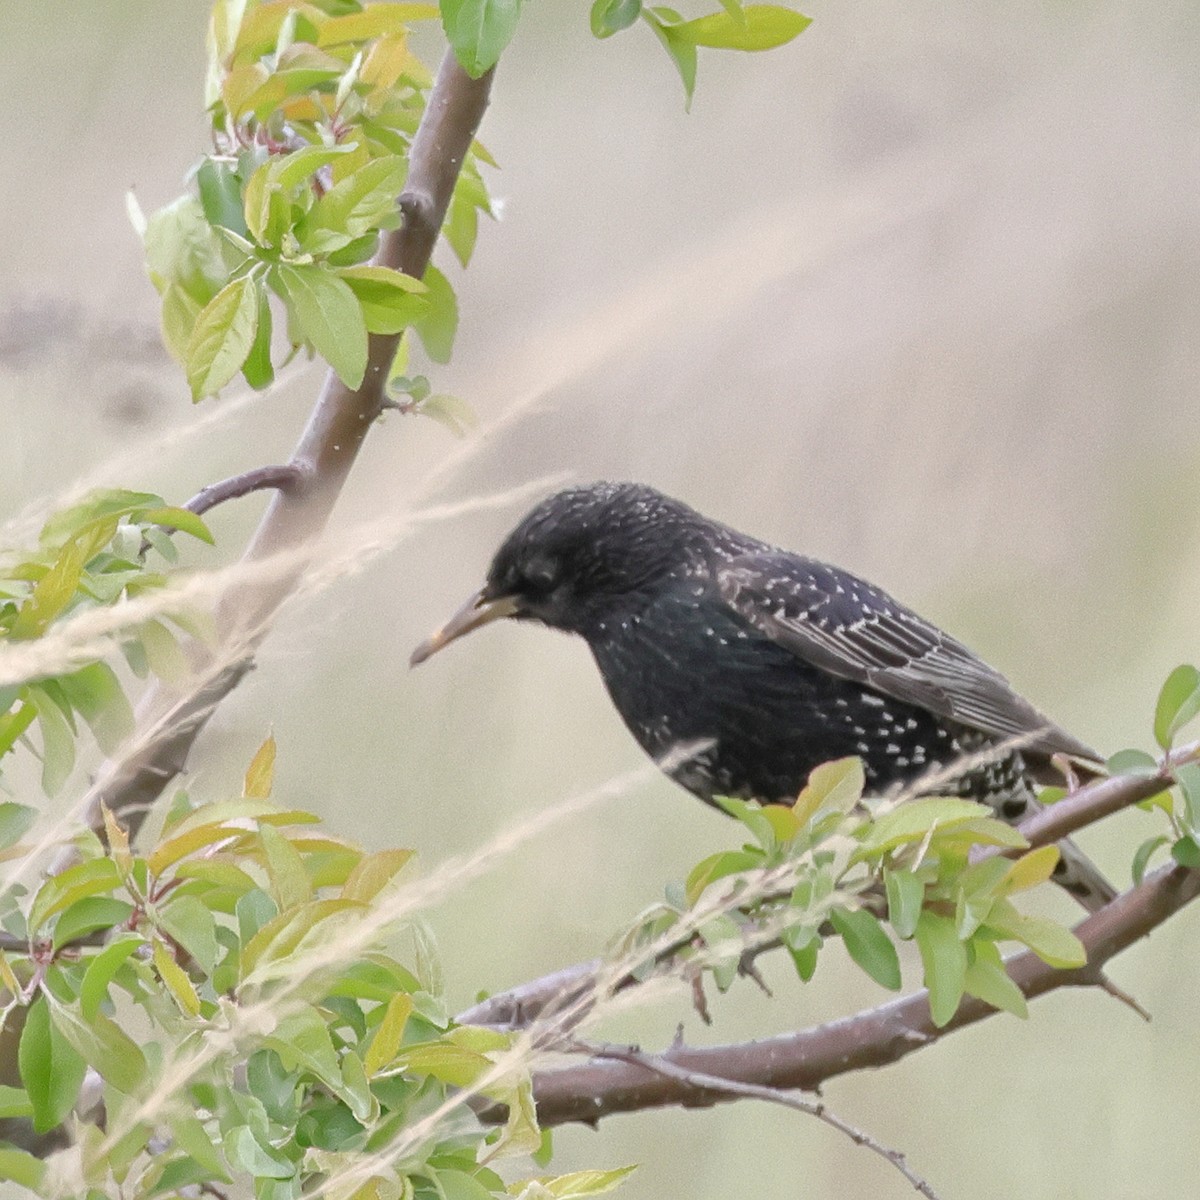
top-left (621, 757), bottom-right (1087, 1027)
top-left (0, 490), bottom-right (212, 794)
top-left (146, 0), bottom-right (490, 401)
top-left (0, 741), bottom-right (632, 1200)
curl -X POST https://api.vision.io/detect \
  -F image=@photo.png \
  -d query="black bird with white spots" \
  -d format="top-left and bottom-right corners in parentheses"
top-left (412, 482), bottom-right (1115, 911)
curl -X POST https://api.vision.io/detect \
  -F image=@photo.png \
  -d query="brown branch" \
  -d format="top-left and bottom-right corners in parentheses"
top-left (183, 465), bottom-right (303, 517)
top-left (498, 862), bottom-right (1199, 1128)
top-left (86, 51), bottom-right (495, 840)
top-left (589, 1042), bottom-right (942, 1198)
top-left (459, 761), bottom-right (1179, 1031)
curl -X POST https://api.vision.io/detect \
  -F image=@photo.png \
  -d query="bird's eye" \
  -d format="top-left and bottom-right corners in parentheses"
top-left (524, 555), bottom-right (559, 591)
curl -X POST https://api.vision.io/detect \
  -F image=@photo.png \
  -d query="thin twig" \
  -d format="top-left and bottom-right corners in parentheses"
top-left (587, 1041), bottom-right (941, 1199)
top-left (184, 464), bottom-right (304, 517)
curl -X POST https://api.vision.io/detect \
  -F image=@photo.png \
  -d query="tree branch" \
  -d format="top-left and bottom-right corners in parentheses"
top-left (183, 465), bottom-right (303, 518)
top-left (500, 862), bottom-right (1199, 1128)
top-left (88, 51), bottom-right (495, 839)
top-left (458, 761), bottom-right (1180, 1030)
top-left (588, 1042), bottom-right (942, 1198)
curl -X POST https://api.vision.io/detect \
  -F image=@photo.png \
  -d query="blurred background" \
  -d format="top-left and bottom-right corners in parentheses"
top-left (3, 1), bottom-right (1199, 1196)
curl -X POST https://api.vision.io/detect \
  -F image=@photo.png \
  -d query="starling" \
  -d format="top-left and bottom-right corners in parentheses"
top-left (412, 482), bottom-right (1115, 911)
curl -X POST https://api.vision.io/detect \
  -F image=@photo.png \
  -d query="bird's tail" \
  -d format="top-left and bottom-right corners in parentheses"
top-left (1049, 834), bottom-right (1118, 913)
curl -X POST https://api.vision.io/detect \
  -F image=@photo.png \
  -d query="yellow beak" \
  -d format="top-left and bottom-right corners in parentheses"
top-left (409, 590), bottom-right (521, 666)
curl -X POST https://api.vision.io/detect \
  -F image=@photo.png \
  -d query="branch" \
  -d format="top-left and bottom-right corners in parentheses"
top-left (589, 1042), bottom-right (941, 1198)
top-left (183, 465), bottom-right (303, 517)
top-left (458, 761), bottom-right (1179, 1030)
top-left (88, 51), bottom-right (495, 839)
top-left (508, 862), bottom-right (1199, 1128)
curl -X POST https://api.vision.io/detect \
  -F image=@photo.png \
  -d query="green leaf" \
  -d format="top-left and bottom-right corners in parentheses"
top-left (0, 801), bottom-right (37, 850)
top-left (985, 901), bottom-right (1086, 969)
top-left (0, 1147), bottom-right (46, 1190)
top-left (858, 797), bottom-right (990, 855)
top-left (787, 938), bottom-right (819, 982)
top-left (0, 701), bottom-right (37, 760)
top-left (300, 156), bottom-right (408, 252)
top-left (170, 1111), bottom-right (232, 1182)
top-left (1155, 664), bottom-right (1200, 750)
top-left (197, 159), bottom-right (247, 235)
top-left (591, 0), bottom-right (642, 37)
top-left (226, 1125), bottom-right (296, 1179)
top-left (441, 0), bottom-right (522, 77)
top-left (19, 995), bottom-right (87, 1133)
top-left (186, 274), bottom-right (260, 400)
top-left (883, 867), bottom-right (924, 939)
top-left (242, 282), bottom-right (275, 389)
top-left (29, 856), bottom-right (122, 932)
top-left (670, 4), bottom-right (811, 49)
top-left (685, 849), bottom-right (762, 904)
top-left (47, 997), bottom-right (148, 1093)
top-left (274, 263), bottom-right (368, 389)
top-left (412, 263), bottom-right (458, 363)
top-left (52, 897), bottom-right (135, 950)
top-left (80, 934), bottom-right (144, 1021)
top-left (963, 939), bottom-right (1028, 1018)
top-left (1106, 747), bottom-right (1159, 777)
top-left (260, 822), bottom-right (314, 910)
top-left (525, 1166), bottom-right (639, 1197)
top-left (1132, 835), bottom-right (1170, 886)
top-left (338, 265), bottom-right (428, 334)
top-left (158, 895), bottom-right (221, 974)
top-left (341, 847), bottom-right (414, 903)
top-left (57, 662), bottom-right (135, 755)
top-left (643, 9), bottom-right (698, 106)
top-left (0, 1085), bottom-right (33, 1120)
top-left (139, 506), bottom-right (215, 545)
top-left (830, 906), bottom-right (901, 990)
top-left (30, 686), bottom-right (75, 793)
top-left (914, 911), bottom-right (967, 1027)
top-left (1171, 835), bottom-right (1200, 869)
top-left (793, 756), bottom-right (864, 825)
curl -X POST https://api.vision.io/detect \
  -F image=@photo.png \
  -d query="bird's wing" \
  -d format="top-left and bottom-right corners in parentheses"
top-left (716, 551), bottom-right (1099, 762)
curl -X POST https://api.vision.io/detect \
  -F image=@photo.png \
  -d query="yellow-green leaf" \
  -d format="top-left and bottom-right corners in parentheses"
top-left (185, 275), bottom-right (260, 401)
top-left (244, 734), bottom-right (277, 798)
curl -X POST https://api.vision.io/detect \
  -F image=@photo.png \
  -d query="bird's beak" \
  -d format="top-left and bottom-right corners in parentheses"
top-left (410, 589), bottom-right (521, 666)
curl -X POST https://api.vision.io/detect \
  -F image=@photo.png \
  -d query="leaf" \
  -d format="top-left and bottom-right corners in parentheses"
top-left (274, 263), bottom-right (368, 389)
top-left (57, 662), bottom-right (134, 755)
top-left (338, 265), bottom-right (428, 333)
top-left (341, 848), bottom-right (415, 903)
top-left (1171, 835), bottom-right (1200, 869)
top-left (186, 275), bottom-right (260, 400)
top-left (197, 158), bottom-right (247, 234)
top-left (317, 6), bottom-right (440, 45)
top-left (47, 997), bottom-right (148, 1093)
top-left (159, 894), bottom-right (220, 974)
top-left (0, 1147), bottom-right (46, 1190)
top-left (590, 0), bottom-right (641, 38)
top-left (643, 9), bottom-right (697, 106)
top-left (139, 506), bottom-right (215, 545)
top-left (260, 822), bottom-right (314, 910)
top-left (670, 4), bottom-right (811, 49)
top-left (242, 282), bottom-right (275, 389)
top-left (19, 995), bottom-right (87, 1133)
top-left (858, 797), bottom-right (990, 855)
top-left (1001, 845), bottom-right (1061, 894)
top-left (517, 1166), bottom-right (639, 1197)
top-left (0, 802), bottom-right (37, 850)
top-left (1155, 664), bottom-right (1200, 750)
top-left (914, 911), bottom-right (967, 1027)
top-left (412, 263), bottom-right (458, 363)
top-left (244, 734), bottom-right (277, 798)
top-left (226, 1125), bottom-right (295, 1179)
top-left (963, 939), bottom-right (1028, 1019)
top-left (793, 756), bottom-right (864, 826)
top-left (154, 939), bottom-right (201, 1015)
top-left (0, 1085), bottom-right (33, 1120)
top-left (441, 0), bottom-right (522, 77)
top-left (685, 849), bottom-right (762, 905)
top-left (300, 156), bottom-right (408, 251)
top-left (52, 897), bottom-right (135, 950)
top-left (365, 991), bottom-right (414, 1074)
top-left (883, 867), bottom-right (924, 939)
top-left (29, 857), bottom-right (122, 932)
top-left (986, 902), bottom-right (1086, 969)
top-left (1107, 748), bottom-right (1159, 777)
top-left (80, 935), bottom-right (144, 1020)
top-left (1132, 835), bottom-right (1170, 886)
top-left (830, 906), bottom-right (901, 990)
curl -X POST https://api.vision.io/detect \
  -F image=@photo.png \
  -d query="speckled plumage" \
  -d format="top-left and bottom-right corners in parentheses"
top-left (414, 482), bottom-right (1115, 910)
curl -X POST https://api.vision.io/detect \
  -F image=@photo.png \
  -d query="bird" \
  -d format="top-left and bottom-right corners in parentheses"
top-left (411, 482), bottom-right (1116, 911)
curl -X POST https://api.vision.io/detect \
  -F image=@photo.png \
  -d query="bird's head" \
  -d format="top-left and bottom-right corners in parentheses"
top-left (410, 482), bottom-right (712, 664)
